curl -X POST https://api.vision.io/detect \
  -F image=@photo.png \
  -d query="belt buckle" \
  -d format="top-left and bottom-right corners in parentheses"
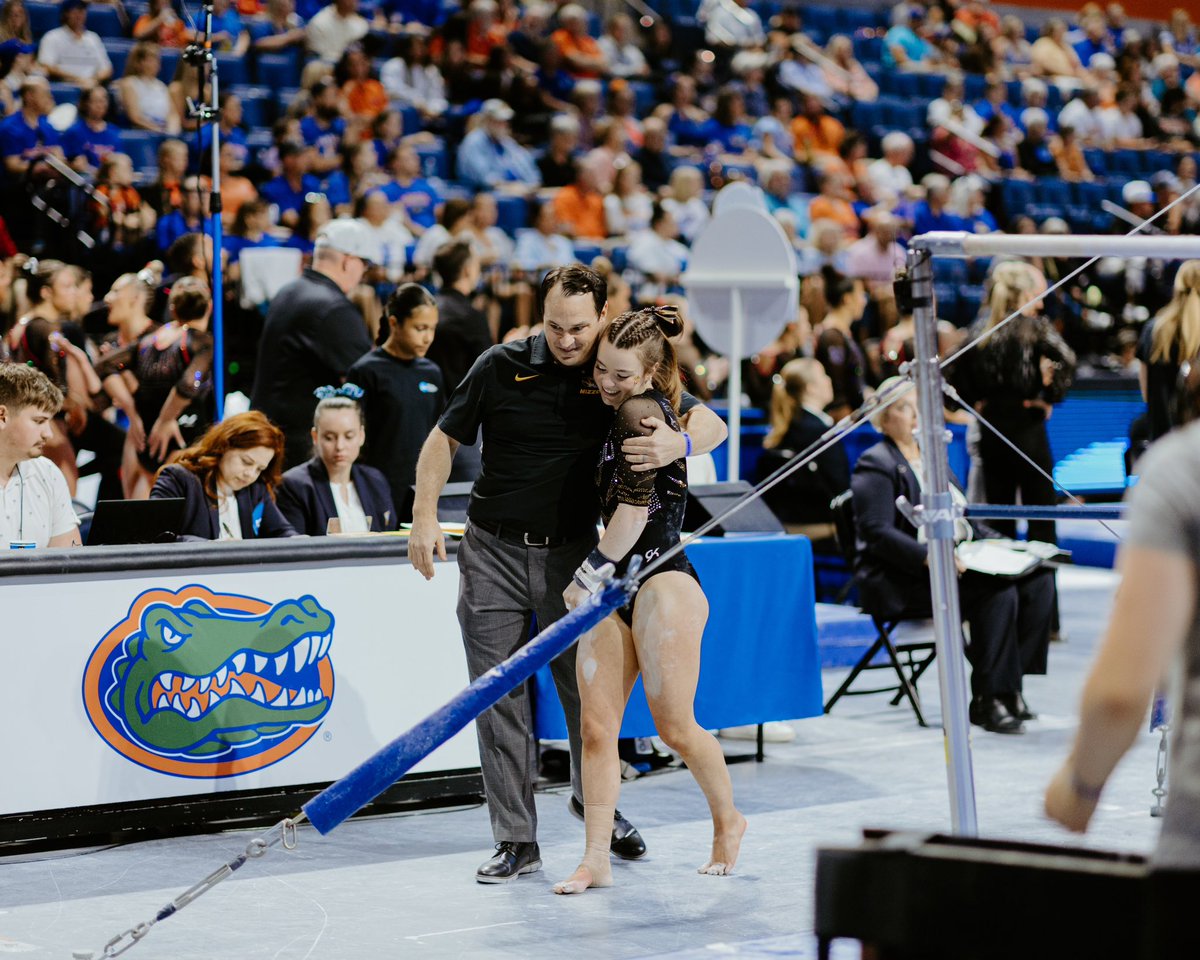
top-left (523, 531), bottom-right (550, 547)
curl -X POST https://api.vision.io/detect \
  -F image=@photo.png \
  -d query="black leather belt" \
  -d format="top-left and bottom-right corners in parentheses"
top-left (471, 518), bottom-right (576, 549)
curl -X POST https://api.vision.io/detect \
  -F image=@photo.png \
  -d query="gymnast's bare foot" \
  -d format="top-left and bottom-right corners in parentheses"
top-left (553, 862), bottom-right (613, 895)
top-left (698, 812), bottom-right (747, 876)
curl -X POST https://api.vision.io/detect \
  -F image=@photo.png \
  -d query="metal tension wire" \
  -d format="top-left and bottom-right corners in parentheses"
top-left (74, 814), bottom-right (306, 960)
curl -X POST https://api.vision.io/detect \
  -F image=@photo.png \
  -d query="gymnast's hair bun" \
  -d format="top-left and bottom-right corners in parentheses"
top-left (648, 303), bottom-right (684, 338)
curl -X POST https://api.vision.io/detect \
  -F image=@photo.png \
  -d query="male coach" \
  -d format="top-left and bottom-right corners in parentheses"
top-left (409, 264), bottom-right (728, 883)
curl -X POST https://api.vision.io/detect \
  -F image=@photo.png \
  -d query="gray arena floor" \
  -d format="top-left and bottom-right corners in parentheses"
top-left (0, 567), bottom-right (1162, 960)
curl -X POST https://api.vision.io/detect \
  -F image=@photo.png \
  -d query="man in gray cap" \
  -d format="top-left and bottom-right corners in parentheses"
top-left (456, 99), bottom-right (541, 192)
top-left (251, 219), bottom-right (378, 468)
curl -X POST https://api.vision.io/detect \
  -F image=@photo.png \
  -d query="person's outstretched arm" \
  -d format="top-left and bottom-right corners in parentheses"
top-left (623, 400), bottom-right (728, 472)
top-left (409, 426), bottom-right (459, 580)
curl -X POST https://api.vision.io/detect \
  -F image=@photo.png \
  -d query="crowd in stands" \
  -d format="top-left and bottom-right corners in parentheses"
top-left (0, 0), bottom-right (1198, 549)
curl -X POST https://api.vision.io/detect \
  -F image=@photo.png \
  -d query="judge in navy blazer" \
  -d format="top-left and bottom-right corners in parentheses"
top-left (277, 457), bottom-right (398, 534)
top-left (275, 387), bottom-right (398, 535)
top-left (850, 378), bottom-right (1053, 734)
top-left (150, 411), bottom-right (297, 540)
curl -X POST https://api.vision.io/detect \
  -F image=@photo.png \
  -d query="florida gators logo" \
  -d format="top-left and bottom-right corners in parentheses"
top-left (82, 586), bottom-right (335, 778)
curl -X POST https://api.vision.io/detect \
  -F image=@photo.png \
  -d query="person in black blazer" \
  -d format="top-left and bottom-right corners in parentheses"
top-left (755, 358), bottom-right (850, 545)
top-left (276, 389), bottom-right (398, 535)
top-left (150, 411), bottom-right (297, 541)
top-left (851, 378), bottom-right (1054, 734)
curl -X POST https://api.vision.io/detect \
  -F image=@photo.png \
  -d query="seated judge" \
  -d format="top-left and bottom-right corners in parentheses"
top-left (150, 411), bottom-right (297, 540)
top-left (851, 377), bottom-right (1055, 735)
top-left (275, 386), bottom-right (398, 535)
top-left (754, 358), bottom-right (849, 545)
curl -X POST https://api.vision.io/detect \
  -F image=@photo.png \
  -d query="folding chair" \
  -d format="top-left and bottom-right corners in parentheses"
top-left (822, 491), bottom-right (938, 726)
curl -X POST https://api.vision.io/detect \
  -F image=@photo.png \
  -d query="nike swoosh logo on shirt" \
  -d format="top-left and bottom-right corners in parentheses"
top-left (514, 374), bottom-right (539, 382)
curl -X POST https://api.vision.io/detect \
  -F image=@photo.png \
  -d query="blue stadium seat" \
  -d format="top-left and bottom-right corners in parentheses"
top-left (106, 39), bottom-right (135, 79)
top-left (1071, 180), bottom-right (1107, 206)
top-left (933, 282), bottom-right (959, 318)
top-left (1032, 177), bottom-right (1067, 204)
top-left (414, 140), bottom-right (448, 179)
top-left (963, 74), bottom-right (987, 101)
top-left (853, 35), bottom-right (882, 64)
top-left (216, 53), bottom-right (247, 88)
top-left (893, 74), bottom-right (921, 98)
top-left (1141, 150), bottom-right (1174, 177)
top-left (803, 6), bottom-right (838, 35)
top-left (956, 288), bottom-right (984, 327)
top-left (1083, 148), bottom-right (1107, 175)
top-left (966, 256), bottom-right (992, 284)
top-left (851, 100), bottom-right (882, 131)
top-left (253, 52), bottom-right (302, 89)
top-left (158, 47), bottom-right (181, 83)
top-left (837, 8), bottom-right (879, 32)
top-left (49, 82), bottom-right (81, 107)
top-left (397, 105), bottom-right (422, 135)
top-left (1000, 178), bottom-right (1035, 213)
top-left (118, 130), bottom-right (166, 170)
top-left (573, 243), bottom-right (602, 264)
top-left (232, 86), bottom-right (273, 128)
top-left (87, 4), bottom-right (125, 39)
top-left (916, 74), bottom-right (946, 99)
top-left (494, 195), bottom-right (528, 235)
top-left (629, 80), bottom-right (657, 117)
top-left (1028, 203), bottom-right (1066, 222)
top-left (932, 258), bottom-right (967, 285)
top-left (610, 245), bottom-right (628, 273)
top-left (27, 1), bottom-right (58, 37)
top-left (1108, 149), bottom-right (1141, 175)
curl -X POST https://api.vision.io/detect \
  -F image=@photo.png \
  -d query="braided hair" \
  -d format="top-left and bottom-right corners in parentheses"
top-left (601, 305), bottom-right (685, 412)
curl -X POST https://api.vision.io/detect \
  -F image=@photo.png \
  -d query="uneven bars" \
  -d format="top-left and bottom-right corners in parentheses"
top-left (912, 231), bottom-right (1200, 260)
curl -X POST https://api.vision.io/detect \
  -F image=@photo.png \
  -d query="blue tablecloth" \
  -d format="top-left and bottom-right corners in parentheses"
top-left (533, 534), bottom-right (823, 739)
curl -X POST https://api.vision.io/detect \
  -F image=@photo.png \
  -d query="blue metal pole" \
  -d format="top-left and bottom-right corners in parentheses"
top-left (963, 504), bottom-right (1125, 522)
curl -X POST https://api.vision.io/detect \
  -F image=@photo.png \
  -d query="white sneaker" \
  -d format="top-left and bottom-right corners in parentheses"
top-left (719, 722), bottom-right (795, 743)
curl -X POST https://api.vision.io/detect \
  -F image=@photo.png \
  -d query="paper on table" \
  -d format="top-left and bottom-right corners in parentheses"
top-left (955, 540), bottom-right (1041, 577)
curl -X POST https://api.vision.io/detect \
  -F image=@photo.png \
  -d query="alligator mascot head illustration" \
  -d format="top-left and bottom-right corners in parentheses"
top-left (83, 586), bottom-right (336, 778)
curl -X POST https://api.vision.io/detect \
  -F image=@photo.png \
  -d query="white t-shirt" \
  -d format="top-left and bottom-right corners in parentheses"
top-left (37, 27), bottom-right (112, 82)
top-left (1098, 107), bottom-right (1143, 144)
top-left (306, 6), bottom-right (368, 62)
top-left (0, 458), bottom-right (79, 549)
top-left (867, 157), bottom-right (914, 202)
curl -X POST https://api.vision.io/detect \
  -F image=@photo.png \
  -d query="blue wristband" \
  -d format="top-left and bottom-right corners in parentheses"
top-left (683, 432), bottom-right (693, 457)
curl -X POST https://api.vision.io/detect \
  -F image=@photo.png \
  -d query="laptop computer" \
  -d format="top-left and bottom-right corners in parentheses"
top-left (86, 498), bottom-right (187, 546)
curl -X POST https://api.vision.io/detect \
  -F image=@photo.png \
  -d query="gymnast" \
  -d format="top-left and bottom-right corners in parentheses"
top-left (556, 305), bottom-right (746, 895)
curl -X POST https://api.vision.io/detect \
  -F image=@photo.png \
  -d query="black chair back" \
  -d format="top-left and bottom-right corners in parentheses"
top-left (829, 490), bottom-right (856, 564)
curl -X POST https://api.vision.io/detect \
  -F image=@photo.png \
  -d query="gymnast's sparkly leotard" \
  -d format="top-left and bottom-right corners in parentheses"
top-left (596, 389), bottom-right (699, 625)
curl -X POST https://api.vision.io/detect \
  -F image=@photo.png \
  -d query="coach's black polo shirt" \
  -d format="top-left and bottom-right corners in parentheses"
top-left (439, 333), bottom-right (610, 538)
top-left (439, 333), bottom-right (699, 539)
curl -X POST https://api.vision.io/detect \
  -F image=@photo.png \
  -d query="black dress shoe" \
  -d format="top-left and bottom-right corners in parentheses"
top-left (568, 795), bottom-right (648, 860)
top-left (1001, 692), bottom-right (1037, 721)
top-left (969, 695), bottom-right (1024, 735)
top-left (476, 841), bottom-right (542, 883)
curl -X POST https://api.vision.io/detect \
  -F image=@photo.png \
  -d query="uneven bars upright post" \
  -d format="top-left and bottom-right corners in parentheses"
top-left (907, 245), bottom-right (978, 837)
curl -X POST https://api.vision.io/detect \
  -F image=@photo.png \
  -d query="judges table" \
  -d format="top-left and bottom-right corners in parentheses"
top-left (1, 533), bottom-right (821, 850)
top-left (535, 534), bottom-right (823, 739)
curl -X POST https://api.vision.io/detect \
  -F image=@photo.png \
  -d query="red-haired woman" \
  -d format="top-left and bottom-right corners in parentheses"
top-left (150, 411), bottom-right (297, 540)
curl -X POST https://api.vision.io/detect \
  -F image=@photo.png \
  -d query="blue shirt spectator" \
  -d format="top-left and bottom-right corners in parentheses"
top-left (320, 170), bottom-right (352, 210)
top-left (0, 110), bottom-right (59, 165)
top-left (378, 178), bottom-right (441, 231)
top-left (455, 101), bottom-right (540, 191)
top-left (261, 172), bottom-right (323, 221)
top-left (912, 202), bottom-right (965, 235)
top-left (882, 21), bottom-right (932, 70)
top-left (300, 113), bottom-right (346, 167)
top-left (225, 233), bottom-right (283, 263)
top-left (200, 124), bottom-right (249, 168)
top-left (157, 211), bottom-right (213, 253)
top-left (61, 117), bottom-right (121, 170)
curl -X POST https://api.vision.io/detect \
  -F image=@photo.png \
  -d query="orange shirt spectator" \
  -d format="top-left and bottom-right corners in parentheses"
top-left (807, 196), bottom-right (860, 241)
top-left (554, 184), bottom-right (607, 240)
top-left (133, 11), bottom-right (190, 47)
top-left (236, 0), bottom-right (263, 14)
top-left (221, 175), bottom-right (258, 227)
top-left (345, 79), bottom-right (388, 119)
top-left (552, 28), bottom-right (604, 79)
top-left (791, 113), bottom-right (845, 165)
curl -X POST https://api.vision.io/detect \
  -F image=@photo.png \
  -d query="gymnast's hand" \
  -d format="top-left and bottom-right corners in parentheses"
top-left (623, 418), bottom-right (686, 473)
top-left (1043, 762), bottom-right (1099, 833)
top-left (563, 580), bottom-right (590, 611)
top-left (409, 512), bottom-right (446, 580)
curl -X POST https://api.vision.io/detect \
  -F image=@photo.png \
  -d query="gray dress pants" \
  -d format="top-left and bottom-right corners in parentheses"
top-left (456, 521), bottom-right (593, 842)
